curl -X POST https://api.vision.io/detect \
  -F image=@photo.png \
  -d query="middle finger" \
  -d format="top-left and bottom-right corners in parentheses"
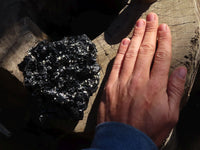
top-left (132, 13), bottom-right (158, 79)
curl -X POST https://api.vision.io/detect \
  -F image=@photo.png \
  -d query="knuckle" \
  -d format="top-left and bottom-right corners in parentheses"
top-left (150, 80), bottom-right (160, 88)
top-left (133, 28), bottom-right (145, 37)
top-left (112, 63), bottom-right (121, 70)
top-left (130, 76), bottom-right (144, 90)
top-left (146, 23), bottom-right (157, 32)
top-left (104, 85), bottom-right (115, 106)
top-left (125, 51), bottom-right (137, 59)
top-left (148, 82), bottom-right (161, 95)
top-left (142, 94), bottom-right (152, 106)
top-left (154, 50), bottom-right (169, 62)
top-left (118, 80), bottom-right (127, 91)
top-left (158, 31), bottom-right (171, 40)
top-left (105, 83), bottom-right (113, 94)
top-left (140, 42), bottom-right (155, 55)
top-left (168, 80), bottom-right (184, 97)
top-left (117, 50), bottom-right (126, 55)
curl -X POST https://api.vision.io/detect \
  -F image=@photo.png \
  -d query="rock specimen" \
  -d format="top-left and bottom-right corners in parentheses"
top-left (18, 34), bottom-right (100, 121)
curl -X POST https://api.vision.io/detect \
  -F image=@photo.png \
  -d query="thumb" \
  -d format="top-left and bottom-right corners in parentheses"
top-left (167, 66), bottom-right (187, 112)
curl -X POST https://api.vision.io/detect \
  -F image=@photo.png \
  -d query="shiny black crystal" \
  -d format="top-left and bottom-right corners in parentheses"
top-left (18, 34), bottom-right (100, 121)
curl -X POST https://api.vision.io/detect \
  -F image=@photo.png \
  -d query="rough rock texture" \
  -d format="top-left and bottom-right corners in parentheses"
top-left (18, 34), bottom-right (100, 121)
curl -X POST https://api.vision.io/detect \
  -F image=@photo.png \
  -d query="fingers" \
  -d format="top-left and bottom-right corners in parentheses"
top-left (167, 66), bottom-right (187, 113)
top-left (120, 19), bottom-right (146, 81)
top-left (150, 24), bottom-right (172, 86)
top-left (133, 13), bottom-right (158, 78)
top-left (108, 38), bottom-right (130, 83)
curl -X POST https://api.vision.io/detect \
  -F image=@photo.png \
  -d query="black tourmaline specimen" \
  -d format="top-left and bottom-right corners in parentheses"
top-left (18, 34), bottom-right (100, 121)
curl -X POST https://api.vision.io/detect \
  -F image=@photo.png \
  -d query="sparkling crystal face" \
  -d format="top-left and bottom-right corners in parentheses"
top-left (19, 34), bottom-right (101, 121)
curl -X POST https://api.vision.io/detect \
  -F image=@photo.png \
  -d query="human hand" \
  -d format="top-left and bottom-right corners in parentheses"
top-left (98, 13), bottom-right (187, 146)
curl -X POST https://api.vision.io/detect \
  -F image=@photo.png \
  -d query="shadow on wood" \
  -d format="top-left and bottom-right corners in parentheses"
top-left (84, 58), bottom-right (114, 133)
top-left (104, 0), bottom-right (152, 44)
top-left (23, 0), bottom-right (127, 40)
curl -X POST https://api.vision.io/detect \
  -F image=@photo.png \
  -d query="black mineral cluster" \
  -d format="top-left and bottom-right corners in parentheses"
top-left (18, 34), bottom-right (100, 121)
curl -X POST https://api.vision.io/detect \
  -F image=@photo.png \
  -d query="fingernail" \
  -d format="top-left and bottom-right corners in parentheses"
top-left (122, 38), bottom-right (130, 45)
top-left (178, 67), bottom-right (187, 79)
top-left (147, 13), bottom-right (155, 21)
top-left (159, 24), bottom-right (167, 31)
top-left (136, 19), bottom-right (145, 27)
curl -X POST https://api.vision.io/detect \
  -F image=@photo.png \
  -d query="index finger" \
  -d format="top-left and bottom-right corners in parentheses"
top-left (150, 24), bottom-right (172, 86)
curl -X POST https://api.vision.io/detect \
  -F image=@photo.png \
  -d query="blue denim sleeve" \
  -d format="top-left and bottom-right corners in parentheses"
top-left (83, 122), bottom-right (158, 150)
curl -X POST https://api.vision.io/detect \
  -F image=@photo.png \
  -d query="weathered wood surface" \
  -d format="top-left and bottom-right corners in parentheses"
top-left (76, 0), bottom-right (200, 149)
top-left (0, 0), bottom-right (200, 149)
top-left (0, 18), bottom-right (48, 82)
